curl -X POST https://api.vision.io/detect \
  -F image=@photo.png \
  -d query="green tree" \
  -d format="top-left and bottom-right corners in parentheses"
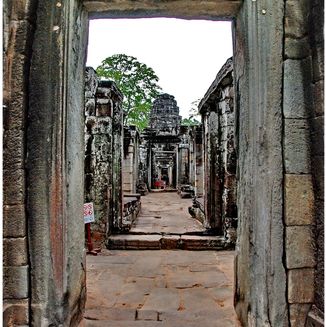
top-left (96, 54), bottom-right (161, 130)
top-left (181, 117), bottom-right (200, 126)
top-left (181, 98), bottom-right (201, 126)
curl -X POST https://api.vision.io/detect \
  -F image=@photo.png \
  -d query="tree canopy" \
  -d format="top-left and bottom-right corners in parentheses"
top-left (96, 54), bottom-right (161, 130)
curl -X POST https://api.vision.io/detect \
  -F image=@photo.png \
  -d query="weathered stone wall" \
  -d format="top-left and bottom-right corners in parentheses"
top-left (3, 1), bottom-right (37, 323)
top-left (234, 0), bottom-right (324, 326)
top-left (199, 58), bottom-right (237, 238)
top-left (283, 0), bottom-right (323, 324)
top-left (308, 0), bottom-right (324, 323)
top-left (85, 72), bottom-right (124, 239)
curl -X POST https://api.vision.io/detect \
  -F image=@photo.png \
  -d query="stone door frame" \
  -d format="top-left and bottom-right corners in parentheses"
top-left (26, 1), bottom-right (295, 325)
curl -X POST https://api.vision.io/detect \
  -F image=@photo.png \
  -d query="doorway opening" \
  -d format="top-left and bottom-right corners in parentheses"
top-left (85, 18), bottom-right (234, 244)
top-left (83, 17), bottom-right (239, 325)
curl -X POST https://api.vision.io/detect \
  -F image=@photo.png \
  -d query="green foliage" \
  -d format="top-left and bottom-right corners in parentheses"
top-left (96, 54), bottom-right (161, 130)
top-left (181, 98), bottom-right (201, 126)
top-left (181, 117), bottom-right (200, 126)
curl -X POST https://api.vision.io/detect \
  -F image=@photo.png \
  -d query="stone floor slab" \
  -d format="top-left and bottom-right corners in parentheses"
top-left (85, 250), bottom-right (240, 325)
top-left (129, 192), bottom-right (206, 235)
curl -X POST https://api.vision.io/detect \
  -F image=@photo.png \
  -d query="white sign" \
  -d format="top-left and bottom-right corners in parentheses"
top-left (84, 202), bottom-right (95, 224)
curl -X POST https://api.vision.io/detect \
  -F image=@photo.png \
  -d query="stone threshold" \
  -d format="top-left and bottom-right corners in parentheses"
top-left (107, 234), bottom-right (234, 250)
top-left (127, 230), bottom-right (210, 236)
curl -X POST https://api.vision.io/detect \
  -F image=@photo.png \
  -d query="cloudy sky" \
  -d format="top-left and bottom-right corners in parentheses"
top-left (87, 18), bottom-right (233, 118)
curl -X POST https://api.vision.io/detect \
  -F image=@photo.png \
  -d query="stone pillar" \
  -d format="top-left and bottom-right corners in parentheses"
top-left (123, 126), bottom-right (139, 194)
top-left (202, 110), bottom-right (212, 229)
top-left (26, 1), bottom-right (88, 324)
top-left (189, 129), bottom-right (196, 187)
top-left (233, 1), bottom-right (287, 325)
top-left (168, 166), bottom-right (173, 187)
top-left (175, 148), bottom-right (179, 188)
top-left (195, 125), bottom-right (204, 197)
top-left (85, 77), bottom-right (124, 240)
top-left (178, 146), bottom-right (189, 184)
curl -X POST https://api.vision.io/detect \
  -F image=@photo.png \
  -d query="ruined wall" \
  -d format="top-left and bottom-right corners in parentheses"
top-left (199, 59), bottom-right (236, 237)
top-left (85, 72), bottom-right (124, 239)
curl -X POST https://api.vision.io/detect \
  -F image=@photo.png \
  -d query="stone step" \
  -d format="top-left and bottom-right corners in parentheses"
top-left (107, 234), bottom-right (232, 250)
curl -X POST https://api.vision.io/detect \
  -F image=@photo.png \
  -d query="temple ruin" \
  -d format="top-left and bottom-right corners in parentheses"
top-left (3, 0), bottom-right (324, 326)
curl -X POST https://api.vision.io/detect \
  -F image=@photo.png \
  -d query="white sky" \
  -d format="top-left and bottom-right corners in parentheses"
top-left (87, 18), bottom-right (233, 118)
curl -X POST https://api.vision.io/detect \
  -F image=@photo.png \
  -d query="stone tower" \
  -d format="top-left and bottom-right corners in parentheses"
top-left (149, 93), bottom-right (182, 134)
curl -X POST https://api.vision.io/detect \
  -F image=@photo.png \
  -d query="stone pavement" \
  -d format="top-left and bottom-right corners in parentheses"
top-left (107, 192), bottom-right (233, 250)
top-left (129, 192), bottom-right (206, 235)
top-left (82, 249), bottom-right (240, 326)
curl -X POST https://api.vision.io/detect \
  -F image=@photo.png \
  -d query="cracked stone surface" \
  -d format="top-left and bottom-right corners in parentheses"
top-left (81, 249), bottom-right (240, 326)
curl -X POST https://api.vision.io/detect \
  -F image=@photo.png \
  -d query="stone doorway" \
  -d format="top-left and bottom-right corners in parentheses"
top-left (4, 0), bottom-right (322, 326)
top-left (26, 1), bottom-right (285, 324)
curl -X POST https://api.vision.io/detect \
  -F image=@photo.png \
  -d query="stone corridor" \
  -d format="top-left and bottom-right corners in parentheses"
top-left (3, 1), bottom-right (324, 325)
top-left (128, 192), bottom-right (205, 235)
top-left (108, 192), bottom-right (229, 250)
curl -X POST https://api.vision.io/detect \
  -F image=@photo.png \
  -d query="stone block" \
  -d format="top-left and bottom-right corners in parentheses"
top-left (288, 268), bottom-right (314, 303)
top-left (10, 20), bottom-right (34, 56)
top-left (312, 155), bottom-right (324, 200)
top-left (285, 0), bottom-right (309, 38)
top-left (312, 80), bottom-right (324, 117)
top-left (3, 299), bottom-right (29, 326)
top-left (180, 235), bottom-right (226, 250)
top-left (312, 45), bottom-right (324, 83)
top-left (9, 0), bottom-right (37, 21)
top-left (283, 59), bottom-right (312, 119)
top-left (137, 309), bottom-right (159, 321)
top-left (310, 116), bottom-right (324, 156)
top-left (91, 117), bottom-right (112, 135)
top-left (3, 54), bottom-right (29, 130)
top-left (286, 226), bottom-right (315, 269)
top-left (137, 235), bottom-right (161, 250)
top-left (285, 174), bottom-right (314, 225)
top-left (3, 266), bottom-right (29, 299)
top-left (3, 166), bottom-right (25, 205)
top-left (285, 37), bottom-right (310, 59)
top-left (3, 237), bottom-right (28, 266)
top-left (289, 304), bottom-right (311, 327)
top-left (3, 129), bottom-right (25, 168)
top-left (284, 119), bottom-right (311, 174)
top-left (306, 305), bottom-right (324, 327)
top-left (161, 235), bottom-right (180, 249)
top-left (311, 3), bottom-right (324, 45)
top-left (3, 204), bottom-right (26, 237)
